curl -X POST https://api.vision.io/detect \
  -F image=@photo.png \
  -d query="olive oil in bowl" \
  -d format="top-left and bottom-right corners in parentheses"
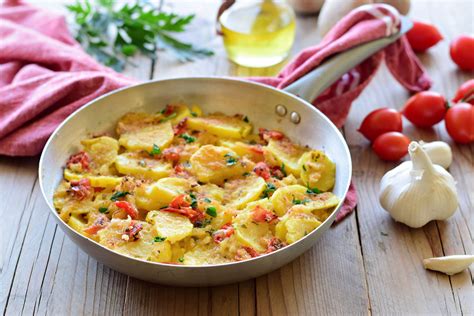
top-left (220, 0), bottom-right (296, 68)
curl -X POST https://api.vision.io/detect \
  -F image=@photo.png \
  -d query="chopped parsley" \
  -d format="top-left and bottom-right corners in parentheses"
top-left (306, 187), bottom-right (322, 194)
top-left (225, 154), bottom-right (238, 166)
top-left (149, 144), bottom-right (161, 156)
top-left (293, 198), bottom-right (310, 205)
top-left (179, 133), bottom-right (196, 143)
top-left (154, 236), bottom-right (167, 242)
top-left (98, 207), bottom-right (108, 213)
top-left (261, 182), bottom-right (277, 198)
top-left (302, 165), bottom-right (307, 171)
top-left (243, 116), bottom-right (249, 123)
top-left (281, 163), bottom-right (287, 176)
top-left (206, 206), bottom-right (217, 217)
top-left (189, 193), bottom-right (198, 209)
top-left (159, 112), bottom-right (177, 122)
top-left (178, 257), bottom-right (184, 263)
top-left (242, 172), bottom-right (250, 176)
top-left (203, 197), bottom-right (212, 203)
top-left (110, 191), bottom-right (130, 201)
top-left (190, 111), bottom-right (198, 117)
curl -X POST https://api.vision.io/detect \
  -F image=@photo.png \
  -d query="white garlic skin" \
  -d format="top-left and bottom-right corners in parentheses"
top-left (423, 255), bottom-right (474, 275)
top-left (421, 141), bottom-right (452, 169)
top-left (379, 142), bottom-right (458, 228)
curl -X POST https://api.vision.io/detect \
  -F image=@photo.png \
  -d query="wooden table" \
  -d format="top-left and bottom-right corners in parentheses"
top-left (1, 1), bottom-right (472, 315)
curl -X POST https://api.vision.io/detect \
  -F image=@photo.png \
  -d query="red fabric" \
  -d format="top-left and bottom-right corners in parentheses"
top-left (0, 2), bottom-right (432, 222)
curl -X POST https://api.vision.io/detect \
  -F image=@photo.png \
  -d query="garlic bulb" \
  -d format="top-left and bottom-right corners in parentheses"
top-left (317, 0), bottom-right (372, 36)
top-left (420, 141), bottom-right (452, 169)
top-left (288, 0), bottom-right (325, 14)
top-left (423, 255), bottom-right (474, 275)
top-left (379, 141), bottom-right (458, 228)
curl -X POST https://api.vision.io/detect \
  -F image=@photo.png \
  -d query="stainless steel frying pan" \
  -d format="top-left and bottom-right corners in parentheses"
top-left (39, 13), bottom-right (411, 286)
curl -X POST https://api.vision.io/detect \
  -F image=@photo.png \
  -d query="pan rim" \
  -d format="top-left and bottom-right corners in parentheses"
top-left (39, 76), bottom-right (352, 269)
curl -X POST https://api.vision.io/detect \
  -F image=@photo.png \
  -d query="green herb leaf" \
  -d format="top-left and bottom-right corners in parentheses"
top-left (154, 236), bottom-right (167, 242)
top-left (224, 153), bottom-right (238, 166)
top-left (281, 163), bottom-right (287, 176)
top-left (261, 182), bottom-right (277, 198)
top-left (98, 207), bottom-right (108, 213)
top-left (180, 133), bottom-right (196, 143)
top-left (203, 197), bottom-right (212, 203)
top-left (149, 144), bottom-right (161, 156)
top-left (306, 187), bottom-right (322, 194)
top-left (178, 257), bottom-right (184, 263)
top-left (160, 112), bottom-right (177, 122)
top-left (189, 193), bottom-right (198, 209)
top-left (110, 191), bottom-right (130, 201)
top-left (206, 206), bottom-right (217, 217)
top-left (190, 111), bottom-right (198, 117)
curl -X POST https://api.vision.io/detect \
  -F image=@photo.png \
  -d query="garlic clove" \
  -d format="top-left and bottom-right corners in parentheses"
top-left (420, 140), bottom-right (452, 169)
top-left (423, 255), bottom-right (474, 275)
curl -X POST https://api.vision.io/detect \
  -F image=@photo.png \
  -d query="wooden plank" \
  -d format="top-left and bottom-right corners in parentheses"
top-left (344, 1), bottom-right (473, 314)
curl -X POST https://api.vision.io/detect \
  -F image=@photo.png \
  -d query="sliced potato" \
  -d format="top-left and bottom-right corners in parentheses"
top-left (119, 121), bottom-right (174, 152)
top-left (275, 206), bottom-right (322, 244)
top-left (190, 105), bottom-right (202, 117)
top-left (219, 140), bottom-right (264, 162)
top-left (264, 139), bottom-right (306, 176)
top-left (135, 177), bottom-right (191, 210)
top-left (148, 240), bottom-right (173, 263)
top-left (187, 114), bottom-right (252, 139)
top-left (146, 211), bottom-right (193, 243)
top-left (167, 104), bottom-right (191, 124)
top-left (270, 184), bottom-right (309, 216)
top-left (64, 169), bottom-right (122, 188)
top-left (116, 112), bottom-right (163, 135)
top-left (223, 176), bottom-right (266, 209)
top-left (189, 145), bottom-right (249, 185)
top-left (67, 214), bottom-right (88, 234)
top-left (81, 136), bottom-right (119, 174)
top-left (195, 184), bottom-right (225, 202)
top-left (183, 244), bottom-right (232, 265)
top-left (298, 150), bottom-right (336, 191)
top-left (234, 210), bottom-right (272, 253)
top-left (115, 152), bottom-right (172, 180)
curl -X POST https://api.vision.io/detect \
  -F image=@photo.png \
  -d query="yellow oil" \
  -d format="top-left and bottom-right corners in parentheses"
top-left (220, 0), bottom-right (296, 68)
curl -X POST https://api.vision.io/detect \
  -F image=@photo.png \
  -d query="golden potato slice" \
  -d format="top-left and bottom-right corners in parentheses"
top-left (146, 211), bottom-right (193, 243)
top-left (64, 169), bottom-right (122, 188)
top-left (275, 206), bottom-right (322, 244)
top-left (189, 145), bottom-right (249, 185)
top-left (167, 104), bottom-right (191, 124)
top-left (81, 136), bottom-right (119, 174)
top-left (135, 177), bottom-right (191, 210)
top-left (187, 114), bottom-right (252, 139)
top-left (190, 105), bottom-right (202, 117)
top-left (234, 210), bottom-right (273, 253)
top-left (118, 121), bottom-right (174, 152)
top-left (195, 184), bottom-right (225, 202)
top-left (116, 112), bottom-right (163, 135)
top-left (218, 140), bottom-right (264, 162)
top-left (270, 184), bottom-right (309, 216)
top-left (148, 240), bottom-right (173, 263)
top-left (67, 214), bottom-right (88, 234)
top-left (298, 150), bottom-right (336, 191)
top-left (115, 152), bottom-right (172, 180)
top-left (223, 176), bottom-right (266, 209)
top-left (264, 139), bottom-right (306, 176)
top-left (183, 245), bottom-right (232, 265)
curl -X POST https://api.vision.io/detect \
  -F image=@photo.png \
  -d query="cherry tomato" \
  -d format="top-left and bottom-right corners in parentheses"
top-left (445, 103), bottom-right (474, 144)
top-left (372, 132), bottom-right (411, 161)
top-left (402, 91), bottom-right (447, 128)
top-left (452, 79), bottom-right (474, 105)
top-left (114, 201), bottom-right (139, 219)
top-left (358, 108), bottom-right (403, 142)
top-left (406, 20), bottom-right (443, 52)
top-left (450, 35), bottom-right (474, 71)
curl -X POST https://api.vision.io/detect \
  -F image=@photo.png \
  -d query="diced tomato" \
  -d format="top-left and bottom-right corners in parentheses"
top-left (270, 166), bottom-right (285, 179)
top-left (258, 128), bottom-right (285, 141)
top-left (163, 105), bottom-right (176, 116)
top-left (114, 201), bottom-right (139, 219)
top-left (243, 246), bottom-right (260, 258)
top-left (163, 147), bottom-right (181, 163)
top-left (69, 178), bottom-right (92, 200)
top-left (173, 118), bottom-right (188, 135)
top-left (67, 151), bottom-right (90, 171)
top-left (249, 145), bottom-right (264, 155)
top-left (265, 237), bottom-right (286, 253)
top-left (253, 162), bottom-right (271, 180)
top-left (124, 221), bottom-right (143, 240)
top-left (84, 214), bottom-right (109, 235)
top-left (252, 205), bottom-right (278, 223)
top-left (161, 207), bottom-right (204, 223)
top-left (169, 194), bottom-right (191, 208)
top-left (212, 223), bottom-right (235, 243)
top-left (174, 164), bottom-right (190, 177)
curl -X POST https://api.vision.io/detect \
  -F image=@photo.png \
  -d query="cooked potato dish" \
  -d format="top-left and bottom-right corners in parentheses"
top-left (53, 104), bottom-right (339, 265)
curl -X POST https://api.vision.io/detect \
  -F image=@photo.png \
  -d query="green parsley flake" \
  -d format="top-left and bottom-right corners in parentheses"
top-left (225, 154), bottom-right (237, 166)
top-left (110, 191), bottom-right (130, 201)
top-left (189, 193), bottom-right (198, 209)
top-left (281, 163), bottom-right (287, 176)
top-left (306, 187), bottom-right (322, 194)
top-left (302, 165), bottom-right (307, 171)
top-left (206, 206), bottom-right (217, 217)
top-left (149, 144), bottom-right (161, 156)
top-left (203, 197), bottom-right (212, 203)
top-left (262, 182), bottom-right (277, 198)
top-left (180, 133), bottom-right (196, 143)
top-left (98, 207), bottom-right (108, 213)
top-left (178, 257), bottom-right (184, 263)
top-left (190, 111), bottom-right (198, 117)
top-left (154, 236), bottom-right (167, 242)
top-left (160, 112), bottom-right (177, 122)
top-left (243, 116), bottom-right (249, 123)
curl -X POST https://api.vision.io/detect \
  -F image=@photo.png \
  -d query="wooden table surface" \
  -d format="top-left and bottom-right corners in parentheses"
top-left (1, 0), bottom-right (473, 315)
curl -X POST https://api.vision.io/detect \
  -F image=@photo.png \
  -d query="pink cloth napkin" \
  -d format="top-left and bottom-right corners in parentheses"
top-left (0, 2), bottom-right (431, 222)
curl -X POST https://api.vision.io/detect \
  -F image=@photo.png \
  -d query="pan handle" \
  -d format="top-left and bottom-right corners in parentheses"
top-left (283, 15), bottom-right (413, 103)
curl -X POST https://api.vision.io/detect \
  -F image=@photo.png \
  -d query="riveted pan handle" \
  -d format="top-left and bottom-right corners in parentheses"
top-left (283, 15), bottom-right (413, 103)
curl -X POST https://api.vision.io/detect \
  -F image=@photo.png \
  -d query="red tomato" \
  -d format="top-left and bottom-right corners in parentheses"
top-left (69, 178), bottom-right (92, 200)
top-left (253, 162), bottom-right (271, 180)
top-left (67, 151), bottom-right (90, 171)
top-left (450, 35), bottom-right (474, 71)
top-left (372, 132), bottom-right (411, 161)
top-left (445, 103), bottom-right (474, 144)
top-left (406, 20), bottom-right (443, 52)
top-left (358, 108), bottom-right (403, 142)
top-left (252, 205), bottom-right (278, 223)
top-left (452, 79), bottom-right (474, 105)
top-left (402, 91), bottom-right (447, 128)
top-left (212, 223), bottom-right (235, 243)
top-left (243, 247), bottom-right (260, 258)
top-left (161, 206), bottom-right (204, 223)
top-left (124, 222), bottom-right (143, 240)
top-left (258, 128), bottom-right (284, 141)
top-left (169, 194), bottom-right (191, 208)
top-left (114, 201), bottom-right (139, 219)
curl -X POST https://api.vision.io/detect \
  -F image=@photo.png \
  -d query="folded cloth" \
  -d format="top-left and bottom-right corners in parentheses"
top-left (0, 2), bottom-right (431, 222)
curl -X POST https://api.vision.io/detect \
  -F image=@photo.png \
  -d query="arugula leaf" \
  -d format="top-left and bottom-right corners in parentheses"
top-left (66, 0), bottom-right (213, 72)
